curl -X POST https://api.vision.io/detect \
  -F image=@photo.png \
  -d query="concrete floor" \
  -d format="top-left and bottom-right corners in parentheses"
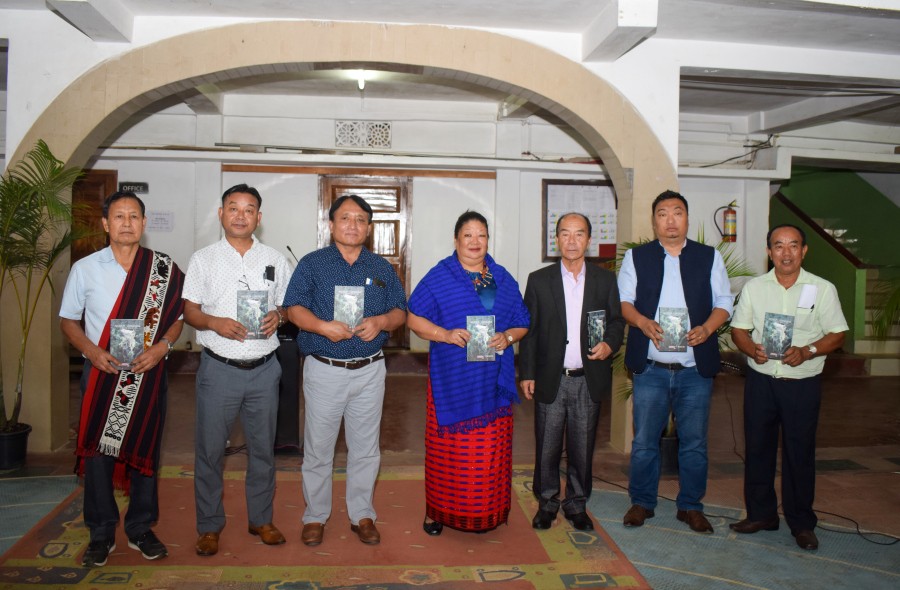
top-left (21, 353), bottom-right (900, 540)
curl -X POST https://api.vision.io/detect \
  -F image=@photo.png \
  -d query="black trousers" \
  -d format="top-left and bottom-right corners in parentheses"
top-left (533, 374), bottom-right (601, 516)
top-left (742, 368), bottom-right (821, 533)
top-left (80, 361), bottom-right (163, 542)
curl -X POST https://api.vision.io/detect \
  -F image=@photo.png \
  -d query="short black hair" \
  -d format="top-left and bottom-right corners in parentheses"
top-left (652, 190), bottom-right (689, 214)
top-left (555, 212), bottom-right (592, 238)
top-left (222, 183), bottom-right (262, 208)
top-left (454, 210), bottom-right (489, 238)
top-left (329, 194), bottom-right (373, 222)
top-left (767, 224), bottom-right (807, 248)
top-left (102, 191), bottom-right (145, 217)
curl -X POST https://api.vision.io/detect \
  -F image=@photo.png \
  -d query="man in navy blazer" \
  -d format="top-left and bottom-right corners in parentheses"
top-left (519, 212), bottom-right (625, 531)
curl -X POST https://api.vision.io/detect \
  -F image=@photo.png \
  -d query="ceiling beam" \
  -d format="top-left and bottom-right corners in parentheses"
top-left (177, 84), bottom-right (225, 115)
top-left (497, 96), bottom-right (539, 120)
top-left (46, 0), bottom-right (133, 42)
top-left (749, 93), bottom-right (900, 134)
top-left (582, 0), bottom-right (658, 62)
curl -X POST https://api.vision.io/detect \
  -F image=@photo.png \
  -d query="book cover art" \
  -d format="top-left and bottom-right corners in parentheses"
top-left (658, 307), bottom-right (689, 352)
top-left (110, 318), bottom-right (144, 369)
top-left (334, 286), bottom-right (365, 330)
top-left (466, 315), bottom-right (496, 362)
top-left (237, 290), bottom-right (269, 339)
top-left (587, 309), bottom-right (606, 350)
top-left (763, 312), bottom-right (794, 359)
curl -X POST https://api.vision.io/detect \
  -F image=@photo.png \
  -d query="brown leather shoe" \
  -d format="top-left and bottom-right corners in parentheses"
top-left (195, 532), bottom-right (219, 556)
top-left (623, 504), bottom-right (655, 527)
top-left (729, 516), bottom-right (779, 534)
top-left (793, 529), bottom-right (819, 550)
top-left (301, 523), bottom-right (325, 546)
top-left (248, 523), bottom-right (286, 545)
top-left (677, 509), bottom-right (714, 534)
top-left (350, 518), bottom-right (381, 545)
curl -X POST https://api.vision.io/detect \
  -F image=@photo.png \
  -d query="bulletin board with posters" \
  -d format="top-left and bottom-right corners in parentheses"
top-left (542, 179), bottom-right (617, 262)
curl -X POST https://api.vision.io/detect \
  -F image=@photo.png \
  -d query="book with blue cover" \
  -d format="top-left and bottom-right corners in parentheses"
top-left (763, 312), bottom-right (794, 359)
top-left (658, 307), bottom-right (689, 352)
top-left (587, 309), bottom-right (606, 350)
top-left (334, 285), bottom-right (365, 330)
top-left (237, 290), bottom-right (268, 339)
top-left (466, 315), bottom-right (496, 361)
top-left (110, 318), bottom-right (144, 370)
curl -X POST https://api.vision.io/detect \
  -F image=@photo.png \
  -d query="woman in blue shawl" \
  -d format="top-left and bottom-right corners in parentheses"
top-left (407, 211), bottom-right (530, 535)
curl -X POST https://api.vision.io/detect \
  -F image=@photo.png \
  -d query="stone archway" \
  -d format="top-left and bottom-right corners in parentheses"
top-left (11, 21), bottom-right (675, 451)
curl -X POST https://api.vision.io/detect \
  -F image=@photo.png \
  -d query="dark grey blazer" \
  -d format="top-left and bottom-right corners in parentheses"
top-left (519, 261), bottom-right (625, 403)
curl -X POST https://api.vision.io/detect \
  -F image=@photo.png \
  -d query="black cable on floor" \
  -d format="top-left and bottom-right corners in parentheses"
top-left (813, 509), bottom-right (900, 546)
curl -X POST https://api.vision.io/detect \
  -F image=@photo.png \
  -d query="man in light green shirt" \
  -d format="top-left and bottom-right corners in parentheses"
top-left (730, 224), bottom-right (848, 551)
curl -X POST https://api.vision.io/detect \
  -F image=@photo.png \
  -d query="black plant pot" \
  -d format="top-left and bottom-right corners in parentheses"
top-left (0, 424), bottom-right (32, 470)
top-left (659, 435), bottom-right (679, 476)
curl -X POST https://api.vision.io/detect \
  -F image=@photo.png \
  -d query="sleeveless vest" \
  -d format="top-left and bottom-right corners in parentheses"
top-left (624, 239), bottom-right (721, 378)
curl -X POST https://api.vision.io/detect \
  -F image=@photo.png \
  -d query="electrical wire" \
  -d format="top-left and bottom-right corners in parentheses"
top-left (579, 369), bottom-right (900, 546)
top-left (699, 135), bottom-right (774, 168)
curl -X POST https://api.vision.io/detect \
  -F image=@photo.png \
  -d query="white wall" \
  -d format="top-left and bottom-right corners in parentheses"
top-left (859, 172), bottom-right (900, 207)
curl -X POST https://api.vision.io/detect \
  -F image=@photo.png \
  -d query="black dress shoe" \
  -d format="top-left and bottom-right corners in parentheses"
top-left (793, 529), bottom-right (819, 550)
top-left (729, 517), bottom-right (779, 534)
top-left (532, 509), bottom-right (556, 529)
top-left (422, 519), bottom-right (443, 536)
top-left (566, 512), bottom-right (594, 531)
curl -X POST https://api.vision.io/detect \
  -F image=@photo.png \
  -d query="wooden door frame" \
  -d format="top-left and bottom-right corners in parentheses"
top-left (319, 174), bottom-right (413, 349)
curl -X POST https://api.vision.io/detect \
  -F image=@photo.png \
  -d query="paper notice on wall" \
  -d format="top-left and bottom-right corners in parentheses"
top-left (146, 211), bottom-right (175, 233)
top-left (546, 183), bottom-right (616, 258)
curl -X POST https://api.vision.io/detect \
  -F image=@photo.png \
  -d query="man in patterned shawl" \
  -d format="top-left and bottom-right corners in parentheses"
top-left (61, 192), bottom-right (184, 567)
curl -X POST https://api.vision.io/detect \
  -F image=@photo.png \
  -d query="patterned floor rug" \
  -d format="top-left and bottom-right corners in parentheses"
top-left (0, 465), bottom-right (648, 589)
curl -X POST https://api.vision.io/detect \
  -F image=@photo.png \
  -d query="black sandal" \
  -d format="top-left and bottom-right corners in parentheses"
top-left (422, 519), bottom-right (444, 536)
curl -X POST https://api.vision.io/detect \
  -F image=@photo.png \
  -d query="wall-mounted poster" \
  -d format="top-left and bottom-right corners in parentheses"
top-left (542, 180), bottom-right (617, 262)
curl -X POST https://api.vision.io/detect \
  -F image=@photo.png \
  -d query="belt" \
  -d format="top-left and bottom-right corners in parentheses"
top-left (562, 367), bottom-right (585, 377)
top-left (204, 348), bottom-right (275, 370)
top-left (312, 351), bottom-right (384, 370)
top-left (647, 360), bottom-right (686, 371)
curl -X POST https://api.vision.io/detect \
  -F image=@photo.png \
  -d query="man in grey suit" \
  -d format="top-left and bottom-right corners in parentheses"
top-left (519, 212), bottom-right (625, 531)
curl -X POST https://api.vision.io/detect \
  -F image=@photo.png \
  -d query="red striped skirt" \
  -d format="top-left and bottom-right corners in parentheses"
top-left (425, 381), bottom-right (513, 532)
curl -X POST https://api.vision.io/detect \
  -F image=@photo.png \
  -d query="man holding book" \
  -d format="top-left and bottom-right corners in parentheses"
top-left (183, 183), bottom-right (292, 556)
top-left (282, 195), bottom-right (407, 547)
top-left (618, 190), bottom-right (733, 534)
top-left (519, 212), bottom-right (625, 531)
top-left (61, 192), bottom-right (184, 567)
top-left (730, 224), bottom-right (847, 550)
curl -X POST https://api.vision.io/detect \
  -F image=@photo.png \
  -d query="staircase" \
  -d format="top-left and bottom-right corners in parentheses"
top-left (856, 268), bottom-right (900, 375)
top-left (772, 168), bottom-right (900, 377)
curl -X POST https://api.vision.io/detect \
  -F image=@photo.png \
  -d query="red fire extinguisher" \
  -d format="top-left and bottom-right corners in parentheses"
top-left (714, 200), bottom-right (738, 243)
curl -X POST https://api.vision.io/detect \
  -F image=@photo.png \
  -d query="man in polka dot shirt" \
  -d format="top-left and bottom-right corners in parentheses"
top-left (183, 184), bottom-right (293, 556)
top-left (283, 195), bottom-right (407, 547)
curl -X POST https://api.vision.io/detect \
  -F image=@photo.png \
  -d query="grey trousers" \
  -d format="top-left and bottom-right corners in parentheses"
top-left (301, 355), bottom-right (386, 525)
top-left (194, 352), bottom-right (281, 533)
top-left (533, 374), bottom-right (601, 516)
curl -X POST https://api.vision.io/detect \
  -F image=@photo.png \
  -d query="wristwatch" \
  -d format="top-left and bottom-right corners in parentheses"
top-left (807, 344), bottom-right (817, 357)
top-left (160, 337), bottom-right (174, 360)
top-left (505, 332), bottom-right (514, 345)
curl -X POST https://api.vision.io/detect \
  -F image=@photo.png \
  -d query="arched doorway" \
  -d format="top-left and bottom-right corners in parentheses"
top-left (10, 20), bottom-right (676, 451)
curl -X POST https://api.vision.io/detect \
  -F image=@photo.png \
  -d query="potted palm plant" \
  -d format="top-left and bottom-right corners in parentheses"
top-left (612, 227), bottom-right (755, 474)
top-left (0, 140), bottom-right (83, 468)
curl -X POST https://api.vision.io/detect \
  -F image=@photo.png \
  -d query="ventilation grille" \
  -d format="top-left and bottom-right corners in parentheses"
top-left (335, 120), bottom-right (392, 149)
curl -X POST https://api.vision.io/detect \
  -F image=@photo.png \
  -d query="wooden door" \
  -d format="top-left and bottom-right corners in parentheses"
top-left (71, 170), bottom-right (117, 264)
top-left (320, 176), bottom-right (411, 349)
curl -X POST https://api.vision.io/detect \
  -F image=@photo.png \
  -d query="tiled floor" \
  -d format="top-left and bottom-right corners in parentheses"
top-left (11, 354), bottom-right (900, 541)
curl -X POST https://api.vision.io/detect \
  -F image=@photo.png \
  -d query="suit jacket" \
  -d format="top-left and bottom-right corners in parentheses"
top-left (519, 261), bottom-right (625, 403)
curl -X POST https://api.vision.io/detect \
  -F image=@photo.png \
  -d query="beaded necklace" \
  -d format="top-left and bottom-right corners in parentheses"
top-left (469, 263), bottom-right (493, 291)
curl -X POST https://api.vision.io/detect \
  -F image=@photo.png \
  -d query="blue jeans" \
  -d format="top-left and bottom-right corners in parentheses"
top-left (628, 364), bottom-right (712, 511)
